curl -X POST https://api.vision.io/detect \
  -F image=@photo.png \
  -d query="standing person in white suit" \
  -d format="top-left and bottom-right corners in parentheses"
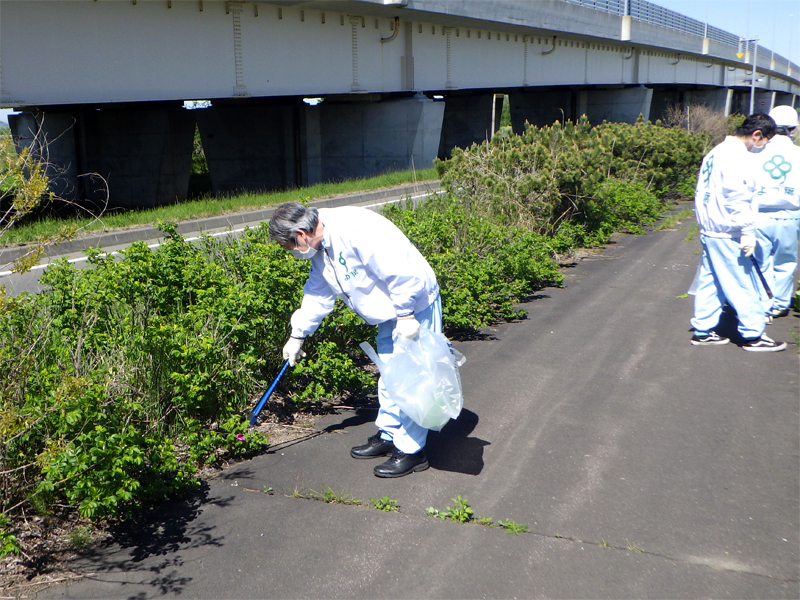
top-left (752, 105), bottom-right (800, 319)
top-left (269, 202), bottom-right (442, 478)
top-left (690, 113), bottom-right (786, 352)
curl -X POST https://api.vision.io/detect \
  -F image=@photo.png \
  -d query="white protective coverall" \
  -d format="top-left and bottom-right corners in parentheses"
top-left (751, 134), bottom-right (800, 313)
top-left (691, 136), bottom-right (766, 339)
top-left (289, 206), bottom-right (440, 453)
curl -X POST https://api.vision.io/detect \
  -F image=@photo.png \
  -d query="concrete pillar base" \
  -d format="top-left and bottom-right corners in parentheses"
top-left (9, 111), bottom-right (81, 203)
top-left (509, 89), bottom-right (575, 132)
top-left (9, 106), bottom-right (194, 210)
top-left (579, 86), bottom-right (653, 124)
top-left (438, 93), bottom-right (495, 158)
top-left (196, 104), bottom-right (297, 195)
top-left (772, 93), bottom-right (795, 110)
top-left (302, 95), bottom-right (444, 185)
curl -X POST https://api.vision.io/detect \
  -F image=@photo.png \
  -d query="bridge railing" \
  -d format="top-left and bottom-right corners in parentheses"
top-left (563, 0), bottom-right (797, 75)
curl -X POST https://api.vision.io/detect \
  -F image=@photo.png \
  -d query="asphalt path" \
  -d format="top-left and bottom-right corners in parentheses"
top-left (25, 202), bottom-right (800, 599)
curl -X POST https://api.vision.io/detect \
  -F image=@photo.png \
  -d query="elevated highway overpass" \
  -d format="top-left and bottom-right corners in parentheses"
top-left (3, 0), bottom-right (799, 208)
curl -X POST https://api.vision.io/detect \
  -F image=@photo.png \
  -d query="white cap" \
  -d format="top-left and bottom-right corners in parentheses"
top-left (768, 105), bottom-right (799, 128)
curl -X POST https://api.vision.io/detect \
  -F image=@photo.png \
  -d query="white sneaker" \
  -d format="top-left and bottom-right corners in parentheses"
top-left (742, 335), bottom-right (786, 352)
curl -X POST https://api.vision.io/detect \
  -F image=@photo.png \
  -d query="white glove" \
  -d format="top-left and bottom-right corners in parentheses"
top-left (739, 233), bottom-right (757, 257)
top-left (282, 336), bottom-right (306, 366)
top-left (395, 314), bottom-right (420, 340)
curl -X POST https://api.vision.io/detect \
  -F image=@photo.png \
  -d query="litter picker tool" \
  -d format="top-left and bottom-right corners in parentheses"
top-left (248, 359), bottom-right (290, 426)
top-left (750, 256), bottom-right (773, 300)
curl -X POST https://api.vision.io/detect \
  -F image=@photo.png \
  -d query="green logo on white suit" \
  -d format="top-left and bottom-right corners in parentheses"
top-left (763, 155), bottom-right (792, 184)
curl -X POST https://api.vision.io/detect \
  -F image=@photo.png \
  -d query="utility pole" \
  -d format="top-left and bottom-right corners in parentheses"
top-left (746, 37), bottom-right (759, 115)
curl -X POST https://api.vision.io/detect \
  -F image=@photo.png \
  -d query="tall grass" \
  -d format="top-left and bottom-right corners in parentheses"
top-left (2, 168), bottom-right (437, 245)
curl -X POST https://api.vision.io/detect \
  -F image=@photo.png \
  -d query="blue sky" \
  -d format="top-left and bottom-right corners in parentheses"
top-left (656, 0), bottom-right (799, 66)
top-left (1, 0), bottom-right (796, 124)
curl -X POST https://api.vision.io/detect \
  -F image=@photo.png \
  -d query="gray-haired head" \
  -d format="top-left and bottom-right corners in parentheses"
top-left (268, 202), bottom-right (319, 246)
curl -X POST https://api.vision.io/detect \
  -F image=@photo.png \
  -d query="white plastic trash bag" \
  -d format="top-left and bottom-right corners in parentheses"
top-left (687, 259), bottom-right (703, 295)
top-left (360, 328), bottom-right (465, 431)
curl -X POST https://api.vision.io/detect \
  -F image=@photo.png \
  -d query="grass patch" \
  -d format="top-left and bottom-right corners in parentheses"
top-left (307, 486), bottom-right (361, 506)
top-left (497, 519), bottom-right (529, 535)
top-left (656, 208), bottom-right (695, 231)
top-left (2, 168), bottom-right (438, 245)
top-left (684, 223), bottom-right (700, 242)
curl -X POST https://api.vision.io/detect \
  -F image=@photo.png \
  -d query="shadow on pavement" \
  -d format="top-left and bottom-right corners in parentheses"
top-left (428, 409), bottom-right (488, 476)
top-left (67, 483), bottom-right (224, 595)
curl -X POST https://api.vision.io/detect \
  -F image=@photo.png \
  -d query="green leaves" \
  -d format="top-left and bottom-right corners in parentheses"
top-left (435, 117), bottom-right (705, 244)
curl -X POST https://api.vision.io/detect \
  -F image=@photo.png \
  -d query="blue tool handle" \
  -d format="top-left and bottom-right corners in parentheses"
top-left (248, 359), bottom-right (290, 426)
top-left (750, 256), bottom-right (773, 299)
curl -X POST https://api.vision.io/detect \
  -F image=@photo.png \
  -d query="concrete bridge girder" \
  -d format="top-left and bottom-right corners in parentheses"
top-left (3, 0), bottom-right (798, 209)
top-left (2, 1), bottom-right (797, 106)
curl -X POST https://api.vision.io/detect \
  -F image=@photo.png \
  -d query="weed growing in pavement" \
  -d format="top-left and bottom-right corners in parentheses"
top-left (425, 496), bottom-right (530, 536)
top-left (497, 519), bottom-right (529, 535)
top-left (425, 507), bottom-right (444, 520)
top-left (309, 486), bottom-right (361, 505)
top-left (684, 223), bottom-right (700, 242)
top-left (601, 540), bottom-right (610, 548)
top-left (626, 540), bottom-right (644, 553)
top-left (443, 495), bottom-right (474, 523)
top-left (291, 485), bottom-right (316, 500)
top-left (788, 329), bottom-right (800, 354)
top-left (369, 496), bottom-right (400, 512)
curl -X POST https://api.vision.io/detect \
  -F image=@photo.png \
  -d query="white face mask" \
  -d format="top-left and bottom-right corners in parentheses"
top-left (748, 143), bottom-right (768, 154)
top-left (290, 246), bottom-right (317, 260)
top-left (289, 233), bottom-right (318, 260)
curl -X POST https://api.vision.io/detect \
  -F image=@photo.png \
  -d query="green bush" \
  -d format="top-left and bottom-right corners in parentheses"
top-left (385, 196), bottom-right (562, 331)
top-left (435, 115), bottom-right (705, 240)
top-left (0, 223), bottom-right (376, 527)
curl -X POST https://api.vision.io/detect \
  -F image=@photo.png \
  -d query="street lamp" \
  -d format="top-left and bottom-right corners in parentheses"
top-left (789, 14), bottom-right (794, 77)
top-left (742, 37), bottom-right (760, 115)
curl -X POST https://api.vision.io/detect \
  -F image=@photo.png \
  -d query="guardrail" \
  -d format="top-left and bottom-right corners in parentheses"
top-left (563, 0), bottom-right (797, 74)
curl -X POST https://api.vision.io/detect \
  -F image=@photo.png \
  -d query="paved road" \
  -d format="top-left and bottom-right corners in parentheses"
top-left (28, 202), bottom-right (800, 599)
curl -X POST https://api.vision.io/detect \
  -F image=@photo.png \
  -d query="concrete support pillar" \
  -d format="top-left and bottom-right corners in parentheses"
top-left (195, 103), bottom-right (298, 195)
top-left (751, 91), bottom-right (774, 114)
top-left (438, 93), bottom-right (495, 159)
top-left (579, 86), bottom-right (653, 124)
top-left (683, 88), bottom-right (731, 112)
top-left (728, 91), bottom-right (750, 116)
top-left (650, 88), bottom-right (735, 122)
top-left (9, 111), bottom-right (81, 203)
top-left (302, 95), bottom-right (444, 185)
top-left (773, 93), bottom-right (795, 108)
top-left (508, 89), bottom-right (575, 132)
top-left (10, 105), bottom-right (194, 209)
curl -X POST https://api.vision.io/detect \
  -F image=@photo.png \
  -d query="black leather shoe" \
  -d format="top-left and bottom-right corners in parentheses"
top-left (373, 449), bottom-right (429, 478)
top-left (350, 433), bottom-right (395, 459)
